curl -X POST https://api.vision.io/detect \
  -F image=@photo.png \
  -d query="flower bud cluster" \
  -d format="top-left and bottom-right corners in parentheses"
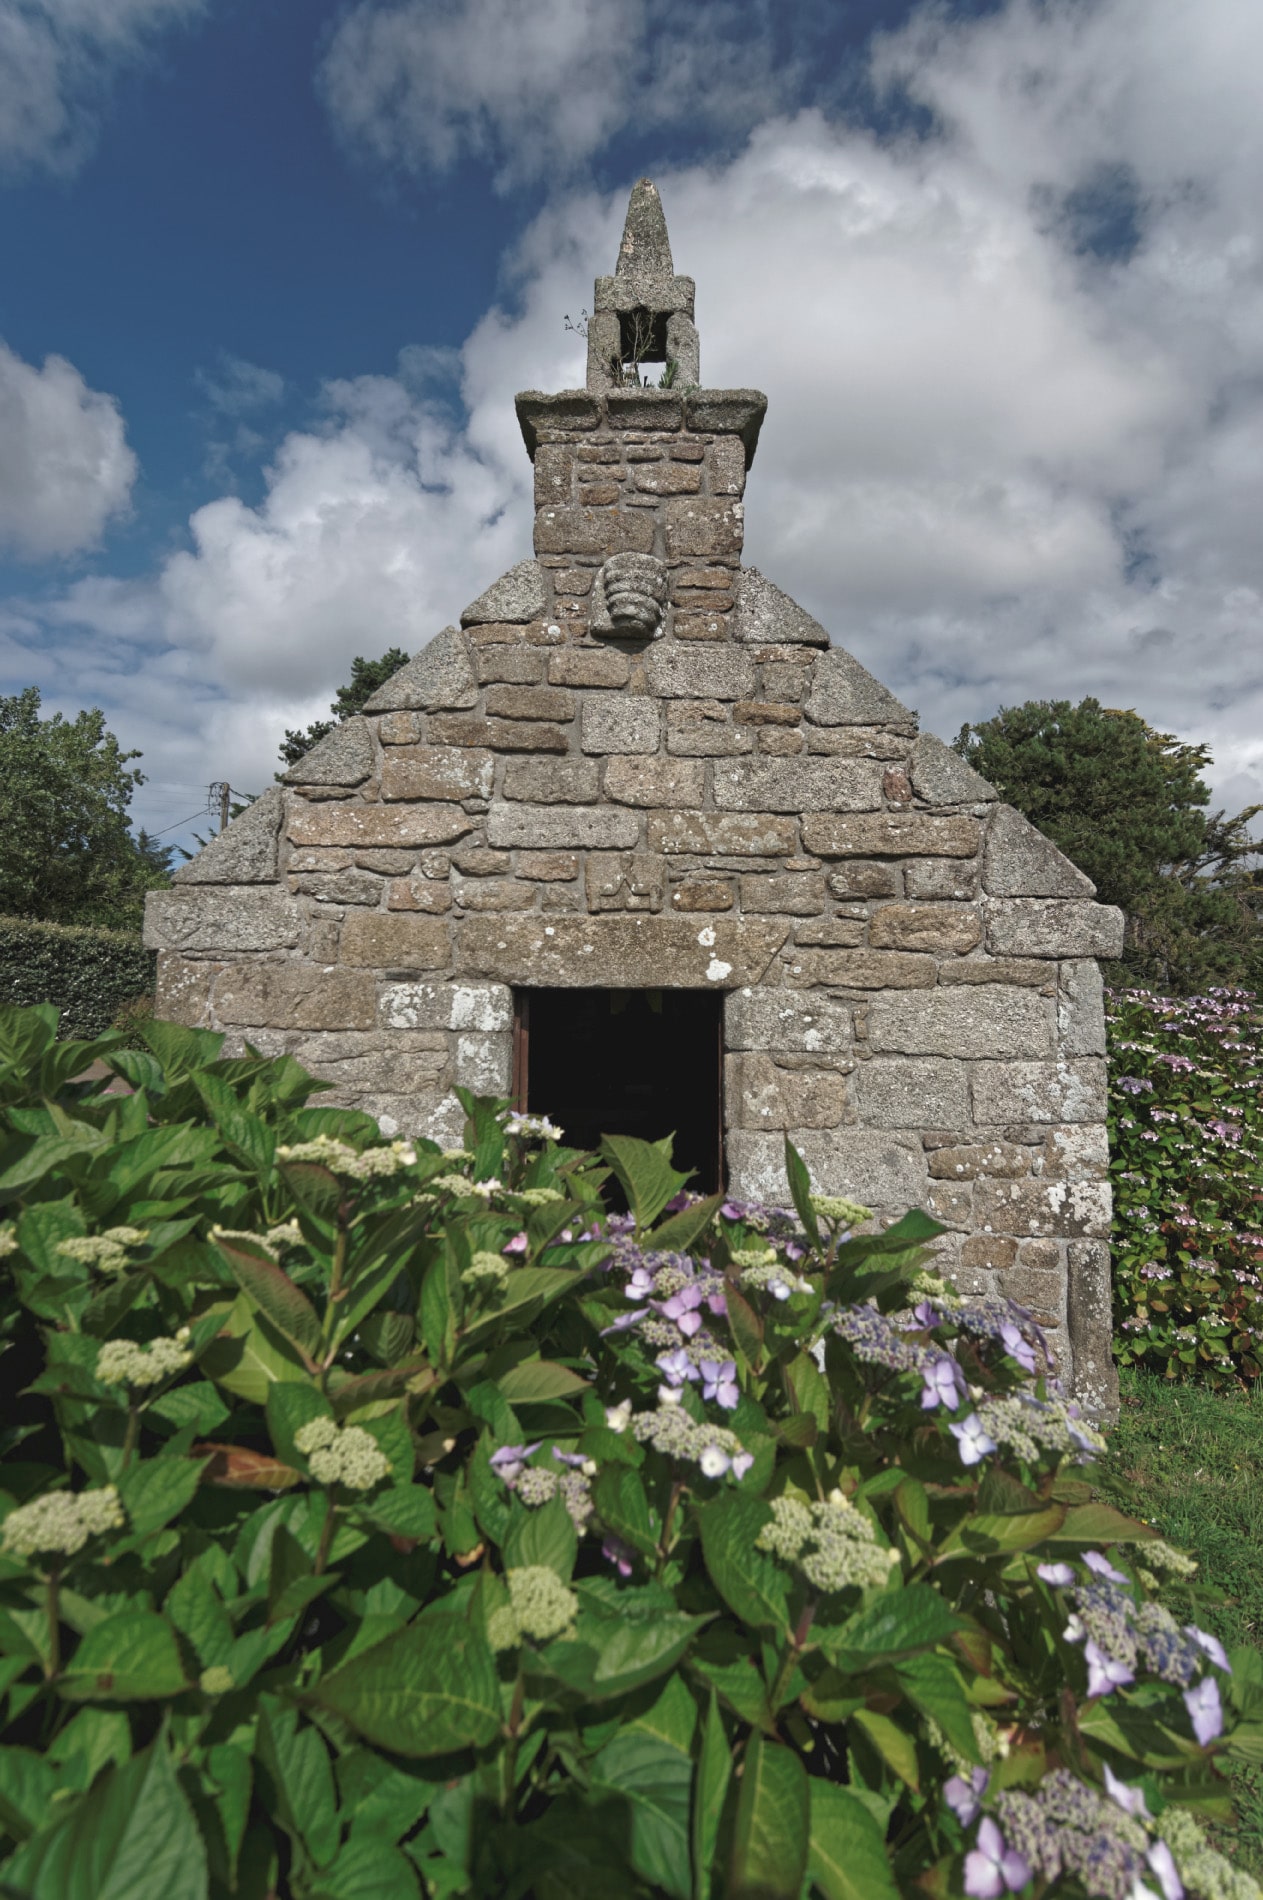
top-left (199, 1666), bottom-right (235, 1695)
top-left (2, 1484), bottom-right (125, 1559)
top-left (487, 1566), bottom-right (578, 1648)
top-left (55, 1227), bottom-right (149, 1274)
top-left (463, 1251), bottom-right (510, 1289)
top-left (833, 1305), bottom-right (929, 1372)
top-left (1159, 1807), bottom-right (1262, 1900)
top-left (809, 1195), bottom-right (872, 1228)
top-left (293, 1418), bottom-right (391, 1490)
top-left (994, 1773), bottom-right (1153, 1900)
top-left (0, 1225), bottom-right (16, 1259)
top-left (755, 1492), bottom-right (897, 1592)
top-left (277, 1135), bottom-right (416, 1179)
top-left (927, 1710), bottom-right (1007, 1776)
top-left (96, 1331), bottom-right (192, 1387)
top-left (425, 1173), bottom-right (497, 1200)
top-left (501, 1113), bottom-right (563, 1141)
top-left (973, 1393), bottom-right (1106, 1464)
top-left (631, 1405), bottom-right (752, 1481)
top-left (514, 1187), bottom-right (566, 1208)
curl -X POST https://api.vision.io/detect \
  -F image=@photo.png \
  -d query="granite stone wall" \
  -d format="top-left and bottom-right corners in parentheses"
top-left (147, 271), bottom-right (1123, 1418)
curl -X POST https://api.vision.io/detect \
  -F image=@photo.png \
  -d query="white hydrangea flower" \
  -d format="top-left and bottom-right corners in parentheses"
top-left (2, 1485), bottom-right (125, 1559)
top-left (488, 1566), bottom-right (579, 1649)
top-left (56, 1226), bottom-right (149, 1274)
top-left (277, 1134), bottom-right (416, 1179)
top-left (294, 1417), bottom-right (391, 1490)
top-left (96, 1331), bottom-right (192, 1388)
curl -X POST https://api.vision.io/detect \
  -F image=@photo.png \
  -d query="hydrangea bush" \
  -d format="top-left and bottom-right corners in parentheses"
top-left (1109, 987), bottom-right (1263, 1386)
top-left (0, 1001), bottom-right (1260, 1899)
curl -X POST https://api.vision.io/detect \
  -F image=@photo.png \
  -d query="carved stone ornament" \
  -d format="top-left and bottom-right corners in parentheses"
top-left (590, 553), bottom-right (670, 640)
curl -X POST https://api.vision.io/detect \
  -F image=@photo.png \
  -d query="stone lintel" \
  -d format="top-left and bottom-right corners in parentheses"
top-left (593, 272), bottom-right (696, 316)
top-left (456, 914), bottom-right (789, 988)
top-left (513, 388), bottom-right (767, 464)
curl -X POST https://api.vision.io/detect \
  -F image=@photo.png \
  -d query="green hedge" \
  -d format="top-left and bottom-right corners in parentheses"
top-left (0, 915), bottom-right (154, 1040)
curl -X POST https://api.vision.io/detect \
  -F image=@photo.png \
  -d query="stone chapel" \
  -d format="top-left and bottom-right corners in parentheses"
top-left (146, 181), bottom-right (1123, 1413)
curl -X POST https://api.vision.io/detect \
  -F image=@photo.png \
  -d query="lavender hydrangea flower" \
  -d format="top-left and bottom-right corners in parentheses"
top-left (700, 1359), bottom-right (739, 1410)
top-left (1145, 1839), bottom-right (1185, 1900)
top-left (1184, 1625), bottom-right (1231, 1672)
top-left (659, 1283), bottom-right (705, 1336)
top-left (1085, 1639), bottom-right (1135, 1697)
top-left (626, 1266), bottom-right (654, 1300)
top-left (490, 1443), bottom-right (541, 1486)
top-left (1083, 1549), bottom-right (1129, 1584)
top-left (1036, 1561), bottom-right (1076, 1586)
top-left (1184, 1675), bottom-right (1223, 1745)
top-left (964, 1817), bottom-right (1030, 1897)
top-left (730, 1451), bottom-right (754, 1480)
top-left (949, 1413), bottom-right (998, 1466)
top-left (656, 1348), bottom-right (700, 1389)
top-left (503, 1231), bottom-right (528, 1255)
top-left (921, 1355), bottom-right (965, 1411)
top-left (1102, 1763), bottom-right (1150, 1819)
top-left (944, 1767), bottom-right (989, 1826)
top-left (998, 1320), bottom-right (1037, 1374)
top-left (602, 1533), bottom-right (634, 1577)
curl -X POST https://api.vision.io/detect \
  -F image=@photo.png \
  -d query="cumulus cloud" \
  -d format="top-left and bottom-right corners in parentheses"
top-left (0, 0), bottom-right (206, 177)
top-left (0, 340), bottom-right (137, 558)
top-left (318, 0), bottom-right (796, 187)
top-left (12, 0), bottom-right (1263, 834)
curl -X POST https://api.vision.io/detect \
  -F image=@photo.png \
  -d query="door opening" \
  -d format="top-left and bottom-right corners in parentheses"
top-left (514, 988), bottom-right (724, 1195)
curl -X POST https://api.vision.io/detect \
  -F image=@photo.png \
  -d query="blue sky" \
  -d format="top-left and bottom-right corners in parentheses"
top-left (1, 0), bottom-right (1260, 852)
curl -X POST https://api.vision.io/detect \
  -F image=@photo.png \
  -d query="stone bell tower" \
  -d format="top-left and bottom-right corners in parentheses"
top-left (148, 178), bottom-right (1125, 1416)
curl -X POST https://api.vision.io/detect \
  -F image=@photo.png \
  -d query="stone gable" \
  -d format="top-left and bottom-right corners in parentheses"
top-left (147, 180), bottom-right (1122, 1416)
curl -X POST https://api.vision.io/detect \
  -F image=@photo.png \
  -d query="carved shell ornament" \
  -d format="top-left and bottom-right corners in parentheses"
top-left (591, 553), bottom-right (669, 640)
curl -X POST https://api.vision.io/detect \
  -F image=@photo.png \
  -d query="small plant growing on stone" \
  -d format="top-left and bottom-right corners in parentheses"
top-left (0, 1000), bottom-right (1259, 1898)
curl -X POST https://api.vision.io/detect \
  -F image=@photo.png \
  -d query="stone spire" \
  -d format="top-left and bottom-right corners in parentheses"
top-left (585, 179), bottom-right (700, 394)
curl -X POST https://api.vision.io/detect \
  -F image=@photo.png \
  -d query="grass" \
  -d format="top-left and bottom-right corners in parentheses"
top-left (1097, 1366), bottom-right (1263, 1873)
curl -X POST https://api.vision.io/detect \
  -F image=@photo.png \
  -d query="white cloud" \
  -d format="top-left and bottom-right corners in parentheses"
top-left (195, 354), bottom-right (285, 416)
top-left (0, 340), bottom-right (137, 557)
top-left (318, 0), bottom-right (794, 187)
top-left (0, 0), bottom-right (206, 177)
top-left (12, 0), bottom-right (1263, 839)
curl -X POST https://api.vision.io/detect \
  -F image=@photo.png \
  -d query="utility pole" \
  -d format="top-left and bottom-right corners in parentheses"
top-left (209, 782), bottom-right (231, 835)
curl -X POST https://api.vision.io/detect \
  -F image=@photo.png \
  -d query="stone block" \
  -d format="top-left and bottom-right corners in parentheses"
top-left (487, 804), bottom-right (640, 851)
top-left (827, 862), bottom-right (897, 899)
top-left (925, 1183), bottom-right (972, 1227)
top-left (517, 851), bottom-right (579, 881)
top-left (669, 878), bottom-right (734, 912)
top-left (578, 481), bottom-right (620, 506)
top-left (1059, 959), bottom-right (1107, 1056)
top-left (903, 859), bottom-right (979, 901)
top-left (784, 951), bottom-right (936, 989)
top-left (173, 786), bottom-right (283, 886)
top-left (461, 559), bottom-right (547, 626)
top-left (732, 567), bottom-right (830, 647)
top-left (145, 888), bottom-right (302, 954)
top-left (454, 1032), bottom-right (513, 1094)
top-left (727, 1128), bottom-right (926, 1208)
top-left (804, 646), bottom-right (916, 728)
top-left (451, 847), bottom-right (510, 876)
top-left (154, 954), bottom-right (217, 1023)
top-left (713, 758), bottom-right (883, 813)
top-left (605, 389), bottom-right (684, 427)
top-left (548, 647), bottom-right (629, 687)
top-left (854, 1057), bottom-right (970, 1129)
top-left (1067, 1240), bottom-right (1120, 1420)
top-left (475, 649), bottom-right (545, 685)
top-left (1043, 1124), bottom-right (1111, 1179)
top-left (975, 1178), bottom-right (1112, 1239)
top-left (380, 746), bottom-right (494, 802)
top-left (339, 913), bottom-right (450, 969)
top-left (908, 732), bottom-right (996, 804)
top-left (663, 495), bottom-right (744, 560)
top-left (361, 628), bottom-right (478, 712)
top-left (453, 878), bottom-right (536, 912)
top-left (293, 1031), bottom-right (449, 1094)
top-left (666, 702), bottom-right (753, 756)
top-left (937, 957), bottom-right (1053, 987)
top-left (792, 918), bottom-right (866, 946)
top-left (868, 985), bottom-right (1053, 1057)
top-left (724, 989), bottom-right (851, 1054)
top-left (437, 717), bottom-right (570, 754)
top-left (734, 700), bottom-right (801, 727)
top-left (649, 811), bottom-right (797, 855)
top-left (803, 813), bottom-right (980, 858)
top-left (868, 904), bottom-right (982, 955)
top-left (465, 620), bottom-right (562, 647)
top-left (710, 438), bottom-right (746, 496)
top-left (725, 1053), bottom-right (849, 1129)
top-left (962, 1234), bottom-right (1018, 1272)
top-left (605, 756), bottom-right (705, 807)
top-left (387, 878), bottom-right (451, 913)
top-left (673, 609), bottom-right (729, 640)
top-left (633, 461), bottom-right (701, 494)
top-left (457, 914), bottom-right (789, 988)
top-left (760, 659), bottom-right (811, 702)
top-left (983, 805), bottom-right (1095, 897)
top-left (586, 852), bottom-right (664, 913)
top-left (756, 729), bottom-right (804, 756)
top-left (502, 757), bottom-right (599, 804)
top-left (380, 979), bottom-right (512, 1032)
top-left (291, 869), bottom-right (383, 906)
top-left (288, 802), bottom-right (471, 849)
top-left (375, 713), bottom-right (422, 745)
top-left (281, 719), bottom-right (373, 788)
top-left (971, 1059), bottom-right (1108, 1125)
top-left (534, 506), bottom-right (655, 557)
top-left (739, 874), bottom-right (826, 915)
top-left (928, 1141), bottom-right (1031, 1180)
top-left (213, 962), bottom-right (376, 1031)
top-left (485, 684), bottom-right (575, 723)
top-left (356, 850), bottom-right (417, 874)
top-left (645, 645), bottom-right (755, 701)
top-left (581, 695), bottom-right (662, 755)
top-left (984, 899), bottom-right (1125, 959)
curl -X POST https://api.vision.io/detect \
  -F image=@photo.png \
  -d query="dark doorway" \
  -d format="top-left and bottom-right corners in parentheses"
top-left (514, 989), bottom-right (724, 1194)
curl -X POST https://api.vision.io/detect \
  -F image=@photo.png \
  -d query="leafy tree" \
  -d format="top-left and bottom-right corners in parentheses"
top-left (0, 688), bottom-right (171, 930)
top-left (954, 697), bottom-right (1261, 991)
top-left (277, 647), bottom-right (409, 771)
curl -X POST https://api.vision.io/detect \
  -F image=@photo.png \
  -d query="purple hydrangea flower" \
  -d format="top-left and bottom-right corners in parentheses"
top-left (949, 1413), bottom-right (999, 1467)
top-left (730, 1451), bottom-right (754, 1481)
top-left (656, 1348), bottom-right (700, 1389)
top-left (503, 1231), bottom-right (528, 1255)
top-left (1102, 1763), bottom-right (1150, 1819)
top-left (489, 1442), bottom-right (541, 1485)
top-left (1146, 1840), bottom-right (1185, 1900)
top-left (721, 1201), bottom-right (745, 1222)
top-left (602, 1533), bottom-right (634, 1577)
top-left (1184, 1625), bottom-right (1231, 1672)
top-left (1036, 1561), bottom-right (1076, 1587)
top-left (921, 1355), bottom-right (966, 1412)
top-left (964, 1817), bottom-right (1030, 1897)
top-left (626, 1266), bottom-right (654, 1300)
top-left (552, 1448), bottom-right (588, 1468)
top-left (998, 1321), bottom-right (1037, 1374)
top-left (1083, 1549), bottom-right (1129, 1584)
top-left (944, 1767), bottom-right (989, 1826)
top-left (700, 1359), bottom-right (740, 1410)
top-left (660, 1283), bottom-right (705, 1336)
top-left (1085, 1639), bottom-right (1135, 1697)
top-left (910, 1298), bottom-right (941, 1329)
top-left (1184, 1675), bottom-right (1223, 1745)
